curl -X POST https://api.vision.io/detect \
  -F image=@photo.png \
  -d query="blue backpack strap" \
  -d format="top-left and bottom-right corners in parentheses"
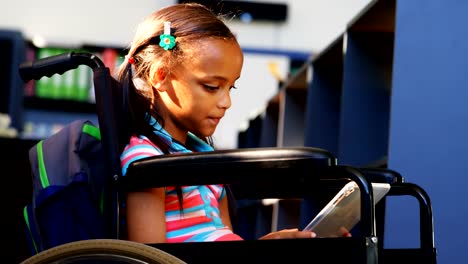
top-left (27, 119), bottom-right (107, 251)
top-left (23, 204), bottom-right (39, 254)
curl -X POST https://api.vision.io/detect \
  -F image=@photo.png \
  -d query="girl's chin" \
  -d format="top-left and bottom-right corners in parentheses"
top-left (202, 129), bottom-right (216, 138)
top-left (202, 121), bottom-right (219, 135)
top-left (192, 127), bottom-right (216, 139)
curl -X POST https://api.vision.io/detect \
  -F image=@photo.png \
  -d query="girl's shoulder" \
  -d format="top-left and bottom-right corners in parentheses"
top-left (123, 135), bottom-right (165, 155)
top-left (121, 135), bottom-right (165, 176)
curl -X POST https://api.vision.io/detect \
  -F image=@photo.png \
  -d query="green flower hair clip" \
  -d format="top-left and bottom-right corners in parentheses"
top-left (159, 21), bottom-right (176, 50)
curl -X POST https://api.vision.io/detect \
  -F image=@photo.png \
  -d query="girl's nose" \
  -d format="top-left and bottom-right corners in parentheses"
top-left (218, 89), bottom-right (232, 109)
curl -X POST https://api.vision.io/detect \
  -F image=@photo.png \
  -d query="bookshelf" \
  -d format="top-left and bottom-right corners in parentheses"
top-left (337, 0), bottom-right (394, 166)
top-left (256, 0), bottom-right (396, 166)
top-left (277, 63), bottom-right (310, 147)
top-left (237, 0), bottom-right (397, 238)
top-left (304, 35), bottom-right (344, 158)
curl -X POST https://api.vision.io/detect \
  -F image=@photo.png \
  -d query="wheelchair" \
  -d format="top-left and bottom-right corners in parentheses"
top-left (19, 51), bottom-right (436, 264)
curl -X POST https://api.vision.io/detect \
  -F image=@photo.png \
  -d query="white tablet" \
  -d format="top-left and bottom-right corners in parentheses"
top-left (303, 181), bottom-right (390, 237)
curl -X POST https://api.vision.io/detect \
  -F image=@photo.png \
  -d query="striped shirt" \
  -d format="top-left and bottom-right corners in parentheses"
top-left (120, 117), bottom-right (243, 242)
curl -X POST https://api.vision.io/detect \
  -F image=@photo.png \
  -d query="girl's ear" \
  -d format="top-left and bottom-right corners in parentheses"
top-left (151, 68), bottom-right (167, 91)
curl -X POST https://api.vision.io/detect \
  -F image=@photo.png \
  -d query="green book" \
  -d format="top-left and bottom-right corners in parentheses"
top-left (61, 48), bottom-right (76, 100)
top-left (49, 48), bottom-right (65, 99)
top-left (35, 48), bottom-right (55, 98)
top-left (75, 64), bottom-right (91, 102)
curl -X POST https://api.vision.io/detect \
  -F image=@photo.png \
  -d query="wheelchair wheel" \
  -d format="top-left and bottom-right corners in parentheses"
top-left (20, 239), bottom-right (186, 264)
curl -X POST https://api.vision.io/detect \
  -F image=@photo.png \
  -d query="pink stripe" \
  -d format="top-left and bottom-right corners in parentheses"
top-left (213, 233), bottom-right (243, 241)
top-left (121, 151), bottom-right (157, 165)
top-left (165, 195), bottom-right (204, 211)
top-left (166, 216), bottom-right (210, 231)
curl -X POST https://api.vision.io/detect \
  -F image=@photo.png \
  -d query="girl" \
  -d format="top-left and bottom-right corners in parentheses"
top-left (117, 2), bottom-right (316, 243)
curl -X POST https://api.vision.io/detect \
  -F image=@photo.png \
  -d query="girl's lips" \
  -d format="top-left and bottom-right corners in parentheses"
top-left (209, 117), bottom-right (222, 126)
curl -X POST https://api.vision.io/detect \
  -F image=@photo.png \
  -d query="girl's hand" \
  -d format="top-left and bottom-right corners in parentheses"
top-left (339, 227), bottom-right (352, 238)
top-left (258, 227), bottom-right (352, 240)
top-left (258, 228), bottom-right (317, 240)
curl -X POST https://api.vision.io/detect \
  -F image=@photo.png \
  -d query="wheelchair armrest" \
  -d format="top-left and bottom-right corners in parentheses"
top-left (120, 147), bottom-right (336, 194)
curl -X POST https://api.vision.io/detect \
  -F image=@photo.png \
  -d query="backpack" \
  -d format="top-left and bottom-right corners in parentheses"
top-left (23, 119), bottom-right (110, 254)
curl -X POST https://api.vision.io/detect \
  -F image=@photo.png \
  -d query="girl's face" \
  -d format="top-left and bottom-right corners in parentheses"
top-left (155, 38), bottom-right (244, 143)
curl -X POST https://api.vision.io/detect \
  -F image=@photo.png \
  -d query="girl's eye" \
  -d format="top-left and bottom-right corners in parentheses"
top-left (230, 86), bottom-right (237, 90)
top-left (203, 84), bottom-right (218, 91)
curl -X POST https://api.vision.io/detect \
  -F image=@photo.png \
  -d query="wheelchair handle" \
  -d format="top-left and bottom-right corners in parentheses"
top-left (19, 51), bottom-right (106, 82)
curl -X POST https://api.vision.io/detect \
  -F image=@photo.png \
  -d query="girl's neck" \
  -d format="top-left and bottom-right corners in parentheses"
top-left (162, 122), bottom-right (187, 144)
top-left (152, 107), bottom-right (187, 144)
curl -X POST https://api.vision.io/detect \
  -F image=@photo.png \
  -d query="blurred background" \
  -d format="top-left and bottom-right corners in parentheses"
top-left (0, 0), bottom-right (371, 148)
top-left (2, 1), bottom-right (467, 264)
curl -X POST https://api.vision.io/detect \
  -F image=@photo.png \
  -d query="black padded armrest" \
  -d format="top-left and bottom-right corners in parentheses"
top-left (120, 147), bottom-right (336, 191)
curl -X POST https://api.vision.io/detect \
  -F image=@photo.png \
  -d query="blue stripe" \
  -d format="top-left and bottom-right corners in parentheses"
top-left (167, 223), bottom-right (215, 238)
top-left (185, 230), bottom-right (220, 242)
